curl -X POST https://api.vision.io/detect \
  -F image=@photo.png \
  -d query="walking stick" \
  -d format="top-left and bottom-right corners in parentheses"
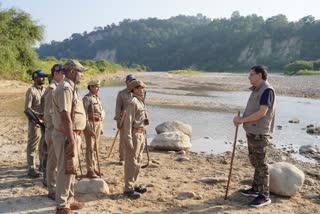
top-left (107, 111), bottom-right (126, 158)
top-left (91, 101), bottom-right (102, 178)
top-left (225, 110), bottom-right (240, 200)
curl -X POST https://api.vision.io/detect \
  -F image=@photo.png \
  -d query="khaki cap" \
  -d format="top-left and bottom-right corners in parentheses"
top-left (64, 59), bottom-right (87, 72)
top-left (128, 80), bottom-right (146, 91)
top-left (88, 79), bottom-right (100, 86)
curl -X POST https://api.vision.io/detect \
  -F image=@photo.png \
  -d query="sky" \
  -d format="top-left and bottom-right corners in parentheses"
top-left (1, 0), bottom-right (320, 44)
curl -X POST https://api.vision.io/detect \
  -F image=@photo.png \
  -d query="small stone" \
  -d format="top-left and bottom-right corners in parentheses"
top-left (304, 178), bottom-right (315, 186)
top-left (167, 151), bottom-right (175, 154)
top-left (146, 183), bottom-right (155, 187)
top-left (303, 193), bottom-right (319, 199)
top-left (199, 177), bottom-right (227, 184)
top-left (176, 191), bottom-right (196, 200)
top-left (238, 139), bottom-right (244, 143)
top-left (240, 178), bottom-right (253, 185)
top-left (176, 150), bottom-right (186, 155)
top-left (148, 163), bottom-right (161, 168)
top-left (276, 125), bottom-right (282, 130)
top-left (204, 136), bottom-right (209, 139)
top-left (175, 156), bottom-right (190, 162)
top-left (289, 118), bottom-right (300, 123)
top-left (194, 195), bottom-right (203, 200)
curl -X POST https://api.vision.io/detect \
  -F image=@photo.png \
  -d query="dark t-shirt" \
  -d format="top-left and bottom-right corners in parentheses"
top-left (260, 88), bottom-right (274, 107)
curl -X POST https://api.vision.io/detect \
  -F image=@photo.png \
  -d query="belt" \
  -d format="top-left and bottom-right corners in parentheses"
top-left (74, 130), bottom-right (81, 135)
top-left (133, 127), bottom-right (146, 133)
top-left (88, 116), bottom-right (101, 122)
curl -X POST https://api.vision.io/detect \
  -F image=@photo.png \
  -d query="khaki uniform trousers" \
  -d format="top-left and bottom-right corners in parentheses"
top-left (45, 126), bottom-right (57, 194)
top-left (84, 121), bottom-right (102, 172)
top-left (52, 130), bottom-right (81, 209)
top-left (27, 121), bottom-right (42, 170)
top-left (124, 131), bottom-right (145, 192)
top-left (119, 129), bottom-right (125, 161)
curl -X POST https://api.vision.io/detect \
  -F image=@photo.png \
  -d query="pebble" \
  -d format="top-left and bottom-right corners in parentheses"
top-left (176, 150), bottom-right (186, 155)
top-left (303, 193), bottom-right (319, 199)
top-left (199, 177), bottom-right (227, 184)
top-left (167, 151), bottom-right (175, 154)
top-left (289, 118), bottom-right (300, 123)
top-left (176, 191), bottom-right (196, 200)
top-left (148, 163), bottom-right (161, 168)
top-left (304, 178), bottom-right (315, 186)
top-left (175, 156), bottom-right (190, 162)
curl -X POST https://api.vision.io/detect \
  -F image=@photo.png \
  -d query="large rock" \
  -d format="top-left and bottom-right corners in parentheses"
top-left (307, 126), bottom-right (320, 134)
top-left (75, 178), bottom-right (109, 194)
top-left (269, 162), bottom-right (305, 197)
top-left (155, 121), bottom-right (192, 138)
top-left (150, 131), bottom-right (191, 151)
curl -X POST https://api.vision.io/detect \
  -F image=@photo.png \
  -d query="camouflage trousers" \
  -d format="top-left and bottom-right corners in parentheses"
top-left (247, 134), bottom-right (270, 198)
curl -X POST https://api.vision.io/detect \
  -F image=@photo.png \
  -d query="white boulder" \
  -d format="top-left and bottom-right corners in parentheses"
top-left (155, 121), bottom-right (192, 138)
top-left (150, 131), bottom-right (191, 151)
top-left (269, 162), bottom-right (305, 197)
top-left (75, 178), bottom-right (109, 194)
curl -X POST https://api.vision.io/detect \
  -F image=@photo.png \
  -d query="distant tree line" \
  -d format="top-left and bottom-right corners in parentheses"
top-left (37, 12), bottom-right (320, 71)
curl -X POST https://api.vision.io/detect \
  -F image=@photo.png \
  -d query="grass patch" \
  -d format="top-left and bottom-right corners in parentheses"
top-left (296, 70), bottom-right (320, 75)
top-left (284, 69), bottom-right (320, 75)
top-left (168, 69), bottom-right (202, 74)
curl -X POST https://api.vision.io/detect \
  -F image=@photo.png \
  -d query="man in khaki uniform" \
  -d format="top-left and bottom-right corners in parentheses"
top-left (114, 74), bottom-right (135, 165)
top-left (122, 80), bottom-right (148, 199)
top-left (52, 60), bottom-right (87, 214)
top-left (42, 64), bottom-right (65, 200)
top-left (233, 65), bottom-right (275, 208)
top-left (24, 70), bottom-right (48, 178)
top-left (83, 80), bottom-right (105, 178)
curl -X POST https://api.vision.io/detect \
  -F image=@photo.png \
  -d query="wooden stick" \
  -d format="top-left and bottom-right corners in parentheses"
top-left (225, 110), bottom-right (240, 200)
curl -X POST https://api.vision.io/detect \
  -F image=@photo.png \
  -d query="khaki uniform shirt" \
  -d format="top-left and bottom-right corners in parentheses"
top-left (114, 88), bottom-right (132, 121)
top-left (52, 77), bottom-right (86, 131)
top-left (25, 84), bottom-right (46, 116)
top-left (43, 79), bottom-right (58, 129)
top-left (83, 92), bottom-right (105, 129)
top-left (122, 95), bottom-right (148, 144)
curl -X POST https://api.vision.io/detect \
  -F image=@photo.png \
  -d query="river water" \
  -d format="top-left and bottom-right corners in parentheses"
top-left (81, 86), bottom-right (320, 160)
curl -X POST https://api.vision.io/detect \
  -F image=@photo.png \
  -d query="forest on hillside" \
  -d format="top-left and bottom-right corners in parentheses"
top-left (37, 12), bottom-right (320, 71)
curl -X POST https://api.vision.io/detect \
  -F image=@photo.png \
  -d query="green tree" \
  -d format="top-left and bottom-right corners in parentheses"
top-left (0, 7), bottom-right (43, 80)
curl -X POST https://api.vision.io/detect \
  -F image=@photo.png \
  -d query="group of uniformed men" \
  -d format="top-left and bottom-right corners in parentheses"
top-left (24, 59), bottom-right (149, 214)
top-left (25, 62), bottom-right (275, 212)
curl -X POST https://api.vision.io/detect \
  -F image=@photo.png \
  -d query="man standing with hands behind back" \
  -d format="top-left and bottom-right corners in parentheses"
top-left (114, 74), bottom-right (136, 165)
top-left (233, 65), bottom-right (276, 208)
top-left (122, 80), bottom-right (149, 199)
top-left (52, 60), bottom-right (87, 214)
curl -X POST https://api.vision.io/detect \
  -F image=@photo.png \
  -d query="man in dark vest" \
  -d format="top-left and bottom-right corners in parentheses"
top-left (233, 65), bottom-right (275, 208)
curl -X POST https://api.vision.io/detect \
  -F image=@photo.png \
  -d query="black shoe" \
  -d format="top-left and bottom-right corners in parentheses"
top-left (124, 190), bottom-right (141, 199)
top-left (28, 169), bottom-right (41, 179)
top-left (240, 188), bottom-right (259, 197)
top-left (134, 186), bottom-right (147, 194)
top-left (249, 195), bottom-right (271, 208)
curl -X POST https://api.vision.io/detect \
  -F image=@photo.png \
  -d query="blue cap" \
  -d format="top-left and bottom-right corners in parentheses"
top-left (126, 74), bottom-right (135, 81)
top-left (32, 70), bottom-right (48, 80)
top-left (51, 64), bottom-right (64, 74)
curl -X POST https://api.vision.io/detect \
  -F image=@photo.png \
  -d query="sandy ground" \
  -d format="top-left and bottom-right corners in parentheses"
top-left (0, 73), bottom-right (320, 214)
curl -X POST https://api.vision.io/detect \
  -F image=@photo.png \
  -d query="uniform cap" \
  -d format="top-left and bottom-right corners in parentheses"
top-left (87, 79), bottom-right (100, 86)
top-left (128, 80), bottom-right (145, 91)
top-left (64, 60), bottom-right (87, 72)
top-left (126, 74), bottom-right (135, 81)
top-left (50, 64), bottom-right (64, 74)
top-left (32, 70), bottom-right (48, 79)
